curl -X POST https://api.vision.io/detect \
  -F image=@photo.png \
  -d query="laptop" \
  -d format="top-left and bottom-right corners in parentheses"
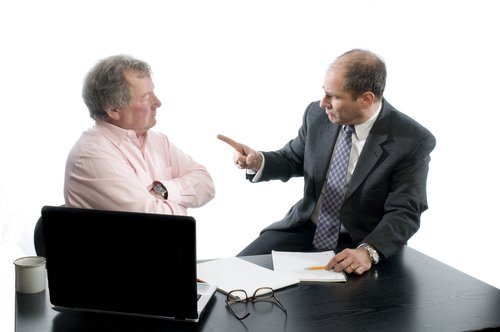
top-left (40, 205), bottom-right (217, 322)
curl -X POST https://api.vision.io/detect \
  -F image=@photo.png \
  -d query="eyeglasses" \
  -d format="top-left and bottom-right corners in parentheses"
top-left (225, 287), bottom-right (287, 320)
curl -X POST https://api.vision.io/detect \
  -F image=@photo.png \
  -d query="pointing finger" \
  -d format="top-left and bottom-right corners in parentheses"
top-left (216, 134), bottom-right (245, 154)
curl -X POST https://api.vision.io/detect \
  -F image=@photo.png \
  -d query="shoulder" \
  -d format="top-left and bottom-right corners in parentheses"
top-left (302, 101), bottom-right (330, 127)
top-left (303, 101), bottom-right (324, 118)
top-left (378, 100), bottom-right (436, 152)
top-left (381, 100), bottom-right (434, 139)
top-left (67, 129), bottom-right (116, 161)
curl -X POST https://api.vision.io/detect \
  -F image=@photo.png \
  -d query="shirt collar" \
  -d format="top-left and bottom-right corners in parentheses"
top-left (95, 120), bottom-right (146, 146)
top-left (353, 102), bottom-right (382, 140)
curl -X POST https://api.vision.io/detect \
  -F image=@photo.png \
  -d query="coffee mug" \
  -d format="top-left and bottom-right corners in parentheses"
top-left (14, 256), bottom-right (46, 294)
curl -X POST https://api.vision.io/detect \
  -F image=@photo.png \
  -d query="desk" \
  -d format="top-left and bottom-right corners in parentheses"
top-left (15, 247), bottom-right (500, 332)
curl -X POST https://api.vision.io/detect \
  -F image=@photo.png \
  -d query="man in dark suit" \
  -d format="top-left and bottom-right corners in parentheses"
top-left (218, 49), bottom-right (436, 275)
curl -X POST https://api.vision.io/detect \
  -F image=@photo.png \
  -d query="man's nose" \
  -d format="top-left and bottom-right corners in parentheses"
top-left (319, 95), bottom-right (329, 109)
top-left (153, 93), bottom-right (162, 107)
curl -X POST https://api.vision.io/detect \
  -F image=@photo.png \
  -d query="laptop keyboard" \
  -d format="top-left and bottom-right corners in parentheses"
top-left (197, 282), bottom-right (210, 302)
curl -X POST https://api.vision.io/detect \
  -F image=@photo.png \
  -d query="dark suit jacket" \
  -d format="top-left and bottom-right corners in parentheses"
top-left (256, 99), bottom-right (436, 259)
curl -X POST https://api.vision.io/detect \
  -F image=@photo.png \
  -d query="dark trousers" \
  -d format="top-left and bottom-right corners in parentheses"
top-left (237, 221), bottom-right (353, 256)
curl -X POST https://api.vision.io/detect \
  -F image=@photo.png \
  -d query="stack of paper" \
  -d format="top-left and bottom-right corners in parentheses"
top-left (197, 257), bottom-right (300, 295)
top-left (272, 250), bottom-right (347, 282)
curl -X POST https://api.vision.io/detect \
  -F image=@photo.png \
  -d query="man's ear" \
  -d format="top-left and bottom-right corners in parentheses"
top-left (106, 108), bottom-right (120, 121)
top-left (360, 92), bottom-right (375, 109)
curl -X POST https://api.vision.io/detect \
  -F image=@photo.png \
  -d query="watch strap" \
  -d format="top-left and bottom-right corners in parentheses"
top-left (357, 243), bottom-right (380, 264)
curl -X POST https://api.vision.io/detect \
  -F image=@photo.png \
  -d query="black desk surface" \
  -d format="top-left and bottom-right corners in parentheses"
top-left (16, 247), bottom-right (500, 332)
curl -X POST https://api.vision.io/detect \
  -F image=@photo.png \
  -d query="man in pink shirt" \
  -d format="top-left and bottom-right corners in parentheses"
top-left (64, 55), bottom-right (215, 215)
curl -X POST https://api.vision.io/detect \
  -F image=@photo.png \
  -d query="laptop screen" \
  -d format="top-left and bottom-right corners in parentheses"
top-left (41, 206), bottom-right (198, 320)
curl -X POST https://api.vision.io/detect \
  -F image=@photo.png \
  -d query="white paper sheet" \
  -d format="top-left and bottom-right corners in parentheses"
top-left (272, 250), bottom-right (347, 282)
top-left (197, 257), bottom-right (300, 295)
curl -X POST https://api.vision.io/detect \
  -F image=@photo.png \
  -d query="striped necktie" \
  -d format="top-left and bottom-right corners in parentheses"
top-left (313, 125), bottom-right (354, 250)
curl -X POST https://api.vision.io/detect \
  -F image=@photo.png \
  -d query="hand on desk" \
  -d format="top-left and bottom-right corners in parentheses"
top-left (217, 134), bottom-right (263, 171)
top-left (327, 248), bottom-right (372, 275)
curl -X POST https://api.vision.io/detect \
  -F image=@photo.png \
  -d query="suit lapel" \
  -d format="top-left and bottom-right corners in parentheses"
top-left (345, 103), bottom-right (390, 200)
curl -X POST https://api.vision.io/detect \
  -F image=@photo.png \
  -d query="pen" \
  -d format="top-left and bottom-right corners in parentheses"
top-left (304, 265), bottom-right (328, 270)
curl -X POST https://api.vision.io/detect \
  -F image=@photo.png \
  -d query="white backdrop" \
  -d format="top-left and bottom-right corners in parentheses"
top-left (1, 4), bottom-right (499, 323)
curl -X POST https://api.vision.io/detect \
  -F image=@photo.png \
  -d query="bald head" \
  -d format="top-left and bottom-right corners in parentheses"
top-left (328, 49), bottom-right (386, 100)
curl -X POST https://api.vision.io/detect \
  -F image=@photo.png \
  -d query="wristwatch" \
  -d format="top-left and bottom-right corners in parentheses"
top-left (152, 182), bottom-right (168, 200)
top-left (358, 243), bottom-right (380, 264)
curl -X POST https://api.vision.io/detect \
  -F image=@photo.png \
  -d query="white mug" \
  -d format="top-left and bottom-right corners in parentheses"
top-left (14, 256), bottom-right (46, 294)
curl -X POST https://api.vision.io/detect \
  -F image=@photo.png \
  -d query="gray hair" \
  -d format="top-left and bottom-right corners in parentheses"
top-left (82, 55), bottom-right (152, 120)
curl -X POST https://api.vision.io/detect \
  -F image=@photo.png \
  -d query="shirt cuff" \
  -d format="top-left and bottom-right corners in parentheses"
top-left (247, 152), bottom-right (265, 182)
top-left (153, 180), bottom-right (180, 203)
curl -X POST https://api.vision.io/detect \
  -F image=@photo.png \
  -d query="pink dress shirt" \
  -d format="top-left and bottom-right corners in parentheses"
top-left (64, 120), bottom-right (215, 215)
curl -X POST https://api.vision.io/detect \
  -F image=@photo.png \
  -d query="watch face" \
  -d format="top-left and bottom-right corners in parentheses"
top-left (154, 183), bottom-right (166, 194)
top-left (360, 244), bottom-right (379, 264)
